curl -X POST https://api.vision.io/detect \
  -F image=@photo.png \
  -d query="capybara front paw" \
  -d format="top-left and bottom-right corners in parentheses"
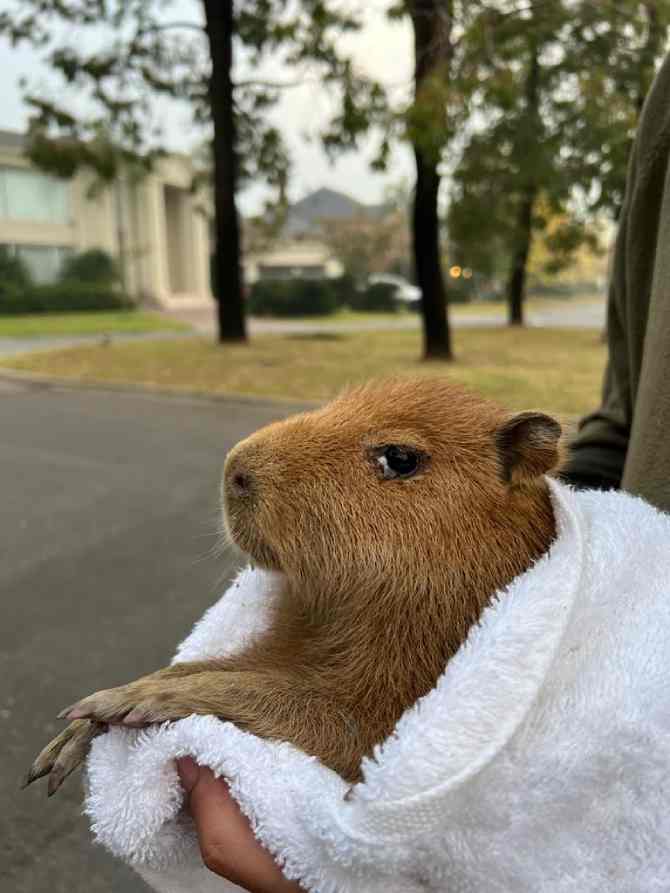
top-left (61, 680), bottom-right (197, 726)
top-left (23, 719), bottom-right (106, 796)
top-left (60, 685), bottom-right (140, 724)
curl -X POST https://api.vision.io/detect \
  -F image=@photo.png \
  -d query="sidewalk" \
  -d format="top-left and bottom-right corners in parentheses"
top-left (165, 300), bottom-right (606, 337)
top-left (0, 299), bottom-right (606, 358)
top-left (0, 329), bottom-right (194, 358)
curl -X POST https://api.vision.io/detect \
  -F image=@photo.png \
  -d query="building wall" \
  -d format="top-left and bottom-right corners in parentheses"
top-left (245, 240), bottom-right (344, 284)
top-left (0, 139), bottom-right (213, 308)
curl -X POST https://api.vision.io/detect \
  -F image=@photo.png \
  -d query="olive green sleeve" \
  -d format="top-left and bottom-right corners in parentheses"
top-left (563, 52), bottom-right (670, 498)
top-left (561, 154), bottom-right (636, 491)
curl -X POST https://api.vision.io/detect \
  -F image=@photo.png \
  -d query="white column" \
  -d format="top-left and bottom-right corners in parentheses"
top-left (140, 175), bottom-right (169, 303)
top-left (190, 200), bottom-right (213, 301)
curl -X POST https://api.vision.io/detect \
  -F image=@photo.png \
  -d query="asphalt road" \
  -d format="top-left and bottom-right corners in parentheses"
top-left (0, 381), bottom-right (306, 893)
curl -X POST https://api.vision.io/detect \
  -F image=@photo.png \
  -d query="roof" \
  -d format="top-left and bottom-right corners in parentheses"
top-left (285, 187), bottom-right (390, 237)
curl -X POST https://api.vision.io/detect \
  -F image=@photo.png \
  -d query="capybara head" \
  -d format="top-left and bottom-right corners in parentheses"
top-left (223, 379), bottom-right (562, 615)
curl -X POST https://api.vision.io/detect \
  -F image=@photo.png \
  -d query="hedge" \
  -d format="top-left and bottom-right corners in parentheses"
top-left (0, 281), bottom-right (133, 315)
top-left (60, 249), bottom-right (119, 285)
top-left (329, 274), bottom-right (357, 307)
top-left (0, 246), bottom-right (32, 291)
top-left (248, 279), bottom-right (339, 317)
top-left (248, 276), bottom-right (414, 317)
top-left (348, 281), bottom-right (399, 313)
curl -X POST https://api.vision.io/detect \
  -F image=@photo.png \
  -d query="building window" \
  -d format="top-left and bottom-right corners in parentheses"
top-left (1, 243), bottom-right (71, 283)
top-left (0, 166), bottom-right (70, 224)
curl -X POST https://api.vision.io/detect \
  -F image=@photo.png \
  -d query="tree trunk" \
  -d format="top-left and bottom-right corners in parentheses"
top-left (203, 0), bottom-right (246, 343)
top-left (413, 148), bottom-right (451, 358)
top-left (505, 41), bottom-right (540, 327)
top-left (505, 187), bottom-right (535, 326)
top-left (409, 1), bottom-right (453, 361)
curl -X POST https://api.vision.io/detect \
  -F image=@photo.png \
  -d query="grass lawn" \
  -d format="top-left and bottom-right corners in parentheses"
top-left (0, 311), bottom-right (190, 339)
top-left (0, 326), bottom-right (607, 418)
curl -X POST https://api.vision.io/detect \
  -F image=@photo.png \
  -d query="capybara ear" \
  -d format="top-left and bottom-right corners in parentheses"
top-left (495, 412), bottom-right (562, 484)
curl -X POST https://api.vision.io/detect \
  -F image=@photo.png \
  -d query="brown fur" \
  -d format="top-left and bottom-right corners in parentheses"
top-left (26, 378), bottom-right (562, 792)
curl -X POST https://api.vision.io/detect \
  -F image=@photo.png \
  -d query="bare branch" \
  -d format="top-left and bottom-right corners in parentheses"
top-left (139, 21), bottom-right (205, 35)
top-left (234, 75), bottom-right (320, 90)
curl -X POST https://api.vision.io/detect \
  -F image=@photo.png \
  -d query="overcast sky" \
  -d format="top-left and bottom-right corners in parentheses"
top-left (0, 1), bottom-right (415, 215)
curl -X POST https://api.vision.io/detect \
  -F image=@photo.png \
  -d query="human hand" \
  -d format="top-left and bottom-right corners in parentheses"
top-left (177, 757), bottom-right (304, 893)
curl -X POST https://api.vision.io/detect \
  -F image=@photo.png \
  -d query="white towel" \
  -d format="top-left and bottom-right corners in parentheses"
top-left (84, 480), bottom-right (670, 893)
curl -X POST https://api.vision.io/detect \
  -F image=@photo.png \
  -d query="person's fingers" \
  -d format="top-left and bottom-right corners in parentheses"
top-left (177, 754), bottom-right (199, 795)
top-left (176, 757), bottom-right (302, 893)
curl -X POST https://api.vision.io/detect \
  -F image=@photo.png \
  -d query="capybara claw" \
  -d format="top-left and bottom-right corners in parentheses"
top-left (24, 719), bottom-right (106, 797)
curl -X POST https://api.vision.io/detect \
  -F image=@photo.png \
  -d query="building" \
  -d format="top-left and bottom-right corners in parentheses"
top-left (244, 187), bottom-right (390, 284)
top-left (0, 129), bottom-right (213, 308)
top-left (245, 239), bottom-right (343, 284)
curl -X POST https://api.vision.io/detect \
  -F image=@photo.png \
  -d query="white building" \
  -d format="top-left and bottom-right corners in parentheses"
top-left (245, 239), bottom-right (343, 283)
top-left (0, 129), bottom-right (213, 308)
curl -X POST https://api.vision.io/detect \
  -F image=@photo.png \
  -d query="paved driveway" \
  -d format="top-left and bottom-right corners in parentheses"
top-left (0, 381), bottom-right (306, 893)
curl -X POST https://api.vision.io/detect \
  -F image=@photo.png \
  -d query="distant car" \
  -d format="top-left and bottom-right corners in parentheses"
top-left (367, 274), bottom-right (421, 306)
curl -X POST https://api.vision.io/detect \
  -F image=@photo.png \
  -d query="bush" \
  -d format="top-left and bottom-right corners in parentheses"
top-left (447, 277), bottom-right (475, 304)
top-left (0, 281), bottom-right (133, 315)
top-left (248, 279), bottom-right (339, 317)
top-left (60, 249), bottom-right (119, 285)
top-left (348, 282), bottom-right (399, 313)
top-left (0, 246), bottom-right (32, 296)
top-left (329, 273), bottom-right (357, 308)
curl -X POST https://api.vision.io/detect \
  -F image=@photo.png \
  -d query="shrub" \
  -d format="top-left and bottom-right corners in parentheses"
top-left (0, 246), bottom-right (32, 295)
top-left (447, 276), bottom-right (475, 304)
top-left (348, 281), bottom-right (399, 313)
top-left (0, 281), bottom-right (133, 315)
top-left (248, 279), bottom-right (339, 317)
top-left (329, 273), bottom-right (357, 308)
top-left (60, 249), bottom-right (119, 285)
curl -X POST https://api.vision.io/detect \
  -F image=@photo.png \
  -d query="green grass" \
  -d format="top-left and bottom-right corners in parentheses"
top-left (0, 326), bottom-right (607, 417)
top-left (0, 311), bottom-right (190, 339)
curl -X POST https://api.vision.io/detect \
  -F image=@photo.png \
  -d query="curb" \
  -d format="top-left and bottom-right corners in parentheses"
top-left (0, 366), bottom-right (317, 412)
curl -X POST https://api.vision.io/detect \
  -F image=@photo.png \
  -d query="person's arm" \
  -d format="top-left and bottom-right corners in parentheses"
top-left (560, 355), bottom-right (631, 491)
top-left (563, 51), bottom-right (670, 493)
top-left (177, 757), bottom-right (304, 893)
top-left (561, 151), bottom-right (636, 491)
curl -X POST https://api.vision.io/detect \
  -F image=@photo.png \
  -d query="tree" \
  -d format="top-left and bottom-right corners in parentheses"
top-left (405, 1), bottom-right (455, 357)
top-left (564, 0), bottom-right (670, 218)
top-left (377, 1), bottom-right (460, 359)
top-left (0, 0), bottom-right (384, 343)
top-left (447, 0), bottom-right (670, 326)
top-left (324, 209), bottom-right (411, 284)
top-left (448, 1), bottom-right (577, 325)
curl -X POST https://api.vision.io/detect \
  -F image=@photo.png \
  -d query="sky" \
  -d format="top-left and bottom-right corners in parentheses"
top-left (0, 1), bottom-right (415, 216)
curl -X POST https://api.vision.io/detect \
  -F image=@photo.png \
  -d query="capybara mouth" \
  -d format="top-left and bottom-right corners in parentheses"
top-left (224, 513), bottom-right (282, 572)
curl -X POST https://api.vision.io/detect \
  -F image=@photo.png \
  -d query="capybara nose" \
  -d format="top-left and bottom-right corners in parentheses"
top-left (230, 469), bottom-right (253, 497)
top-left (225, 456), bottom-right (255, 499)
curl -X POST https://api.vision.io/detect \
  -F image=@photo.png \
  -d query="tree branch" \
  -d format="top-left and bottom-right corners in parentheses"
top-left (234, 75), bottom-right (319, 90)
top-left (139, 21), bottom-right (205, 35)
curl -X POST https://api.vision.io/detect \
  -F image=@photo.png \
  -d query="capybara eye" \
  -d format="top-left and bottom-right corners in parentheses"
top-left (377, 446), bottom-right (421, 480)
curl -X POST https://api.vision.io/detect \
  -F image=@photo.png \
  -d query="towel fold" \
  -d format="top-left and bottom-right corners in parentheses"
top-left (84, 480), bottom-right (670, 892)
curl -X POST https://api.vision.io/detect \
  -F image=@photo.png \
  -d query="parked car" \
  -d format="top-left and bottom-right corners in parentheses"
top-left (367, 274), bottom-right (421, 307)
